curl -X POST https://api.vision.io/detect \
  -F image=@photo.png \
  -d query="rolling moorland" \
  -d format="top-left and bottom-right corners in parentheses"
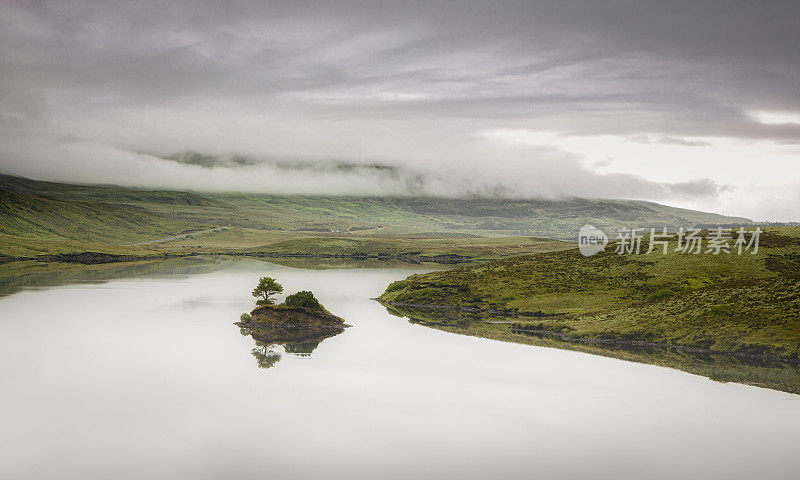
top-left (378, 228), bottom-right (800, 392)
top-left (1, 173), bottom-right (750, 264)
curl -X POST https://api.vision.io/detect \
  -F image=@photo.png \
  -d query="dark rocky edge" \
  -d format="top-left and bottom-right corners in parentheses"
top-left (4, 251), bottom-right (475, 265)
top-left (373, 299), bottom-right (556, 318)
top-left (236, 252), bottom-right (474, 265)
top-left (236, 304), bottom-right (350, 344)
top-left (5, 252), bottom-right (187, 264)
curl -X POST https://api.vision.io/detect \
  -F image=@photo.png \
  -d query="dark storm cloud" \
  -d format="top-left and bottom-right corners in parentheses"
top-left (0, 0), bottom-right (799, 217)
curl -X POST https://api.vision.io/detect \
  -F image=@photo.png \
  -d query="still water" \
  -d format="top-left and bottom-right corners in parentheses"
top-left (0, 257), bottom-right (798, 480)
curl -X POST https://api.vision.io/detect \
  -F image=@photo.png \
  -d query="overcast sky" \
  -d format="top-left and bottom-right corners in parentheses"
top-left (1, 0), bottom-right (799, 220)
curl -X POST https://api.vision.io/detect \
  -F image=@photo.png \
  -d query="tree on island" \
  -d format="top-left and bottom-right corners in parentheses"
top-left (252, 276), bottom-right (283, 305)
top-left (284, 290), bottom-right (324, 311)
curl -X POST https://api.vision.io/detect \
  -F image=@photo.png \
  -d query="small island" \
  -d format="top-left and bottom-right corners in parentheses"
top-left (236, 277), bottom-right (349, 367)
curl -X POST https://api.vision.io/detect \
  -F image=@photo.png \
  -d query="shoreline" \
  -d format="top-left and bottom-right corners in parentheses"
top-left (1, 250), bottom-right (477, 266)
top-left (377, 299), bottom-right (800, 364)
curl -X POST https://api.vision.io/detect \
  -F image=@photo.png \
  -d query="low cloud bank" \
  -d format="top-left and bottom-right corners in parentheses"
top-left (0, 139), bottom-right (730, 202)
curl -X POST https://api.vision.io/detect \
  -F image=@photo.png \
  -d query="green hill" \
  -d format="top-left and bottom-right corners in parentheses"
top-left (0, 173), bottom-right (218, 207)
top-left (0, 189), bottom-right (189, 243)
top-left (1, 173), bottom-right (751, 238)
top-left (0, 173), bottom-right (756, 259)
top-left (379, 227), bottom-right (800, 360)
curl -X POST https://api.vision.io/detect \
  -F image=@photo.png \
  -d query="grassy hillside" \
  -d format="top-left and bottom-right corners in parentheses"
top-left (0, 173), bottom-right (218, 207)
top-left (204, 194), bottom-right (751, 239)
top-left (0, 173), bottom-right (754, 262)
top-left (379, 227), bottom-right (800, 360)
top-left (1, 173), bottom-right (751, 237)
top-left (0, 189), bottom-right (192, 243)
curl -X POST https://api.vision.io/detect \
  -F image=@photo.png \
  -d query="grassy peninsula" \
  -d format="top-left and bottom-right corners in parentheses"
top-left (379, 227), bottom-right (800, 361)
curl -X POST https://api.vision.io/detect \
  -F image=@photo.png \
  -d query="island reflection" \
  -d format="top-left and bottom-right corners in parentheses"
top-left (249, 338), bottom-right (328, 369)
top-left (243, 332), bottom-right (337, 369)
top-left (236, 279), bottom-right (348, 370)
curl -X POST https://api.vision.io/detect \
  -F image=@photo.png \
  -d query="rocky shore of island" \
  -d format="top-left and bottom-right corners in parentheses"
top-left (236, 304), bottom-right (350, 344)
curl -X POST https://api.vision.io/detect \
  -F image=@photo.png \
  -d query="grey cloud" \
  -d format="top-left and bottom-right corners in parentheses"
top-left (0, 0), bottom-right (798, 219)
top-left (3, 0), bottom-right (799, 138)
top-left (665, 178), bottom-right (732, 198)
top-left (139, 148), bottom-right (733, 202)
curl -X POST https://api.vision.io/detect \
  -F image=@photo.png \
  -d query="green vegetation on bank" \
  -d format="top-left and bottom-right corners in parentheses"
top-left (241, 235), bottom-right (572, 261)
top-left (379, 227), bottom-right (800, 361)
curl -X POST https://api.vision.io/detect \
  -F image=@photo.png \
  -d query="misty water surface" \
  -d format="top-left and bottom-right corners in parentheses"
top-left (0, 257), bottom-right (798, 480)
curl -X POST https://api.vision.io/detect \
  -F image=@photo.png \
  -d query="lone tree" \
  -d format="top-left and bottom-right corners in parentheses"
top-left (252, 276), bottom-right (283, 305)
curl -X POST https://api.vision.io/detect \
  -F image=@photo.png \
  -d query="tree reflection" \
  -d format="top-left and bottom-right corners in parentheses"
top-left (251, 344), bottom-right (281, 369)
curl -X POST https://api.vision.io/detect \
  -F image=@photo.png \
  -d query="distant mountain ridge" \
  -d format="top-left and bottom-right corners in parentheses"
top-left (0, 173), bottom-right (751, 244)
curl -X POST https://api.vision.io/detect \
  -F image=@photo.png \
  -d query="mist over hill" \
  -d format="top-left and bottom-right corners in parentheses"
top-left (0, 173), bottom-right (750, 246)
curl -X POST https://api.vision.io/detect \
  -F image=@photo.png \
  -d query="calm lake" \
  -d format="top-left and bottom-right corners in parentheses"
top-left (1, 257), bottom-right (798, 480)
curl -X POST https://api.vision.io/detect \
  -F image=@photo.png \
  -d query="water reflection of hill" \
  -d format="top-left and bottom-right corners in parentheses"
top-left (0, 255), bottom-right (444, 298)
top-left (382, 303), bottom-right (800, 395)
top-left (0, 257), bottom-right (233, 297)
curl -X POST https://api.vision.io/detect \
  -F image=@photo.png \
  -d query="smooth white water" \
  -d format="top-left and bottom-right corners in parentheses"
top-left (0, 257), bottom-right (798, 480)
